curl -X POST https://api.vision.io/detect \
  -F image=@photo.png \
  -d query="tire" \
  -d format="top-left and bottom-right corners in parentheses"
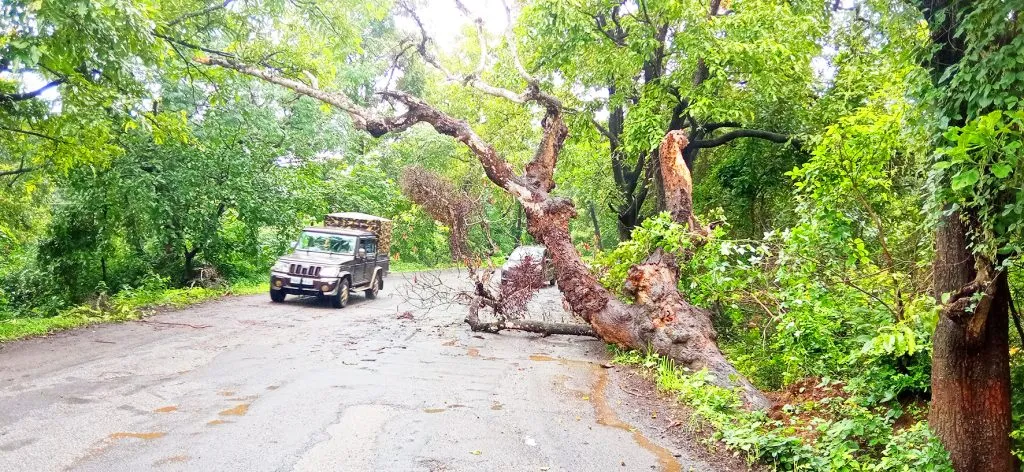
top-left (331, 278), bottom-right (350, 309)
top-left (365, 276), bottom-right (381, 299)
top-left (270, 288), bottom-right (286, 303)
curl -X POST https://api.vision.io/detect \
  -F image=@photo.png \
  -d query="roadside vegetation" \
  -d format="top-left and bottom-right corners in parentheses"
top-left (611, 347), bottom-right (951, 471)
top-left (2, 0), bottom-right (1022, 469)
top-left (0, 278), bottom-right (268, 341)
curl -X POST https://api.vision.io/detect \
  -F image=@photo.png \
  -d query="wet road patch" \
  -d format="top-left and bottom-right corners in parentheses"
top-left (108, 432), bottom-right (166, 440)
top-left (218, 403), bottom-right (250, 416)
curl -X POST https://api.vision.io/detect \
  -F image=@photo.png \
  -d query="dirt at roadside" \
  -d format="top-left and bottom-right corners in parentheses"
top-left (606, 367), bottom-right (767, 472)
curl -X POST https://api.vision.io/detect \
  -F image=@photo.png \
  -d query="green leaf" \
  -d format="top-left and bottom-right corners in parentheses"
top-left (951, 169), bottom-right (980, 190)
top-left (991, 163), bottom-right (1012, 179)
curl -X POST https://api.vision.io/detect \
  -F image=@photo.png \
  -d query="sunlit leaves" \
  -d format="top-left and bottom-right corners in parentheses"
top-left (934, 110), bottom-right (1024, 261)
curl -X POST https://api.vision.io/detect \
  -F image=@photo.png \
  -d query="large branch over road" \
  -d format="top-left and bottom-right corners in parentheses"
top-left (399, 166), bottom-right (477, 263)
top-left (689, 127), bottom-right (800, 150)
top-left (196, 41), bottom-right (769, 410)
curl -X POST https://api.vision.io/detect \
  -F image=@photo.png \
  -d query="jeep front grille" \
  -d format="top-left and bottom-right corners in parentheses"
top-left (288, 264), bottom-right (322, 277)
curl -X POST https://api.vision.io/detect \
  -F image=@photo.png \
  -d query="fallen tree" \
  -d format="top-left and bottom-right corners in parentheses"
top-left (398, 165), bottom-right (477, 262)
top-left (192, 6), bottom-right (770, 409)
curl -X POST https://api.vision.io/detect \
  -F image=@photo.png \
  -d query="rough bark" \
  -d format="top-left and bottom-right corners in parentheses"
top-left (930, 212), bottom-right (1013, 472)
top-left (913, 0), bottom-right (1016, 468)
top-left (525, 200), bottom-right (769, 409)
top-left (658, 131), bottom-right (703, 232)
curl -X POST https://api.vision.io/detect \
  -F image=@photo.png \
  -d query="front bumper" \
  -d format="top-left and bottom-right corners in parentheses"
top-left (270, 272), bottom-right (340, 296)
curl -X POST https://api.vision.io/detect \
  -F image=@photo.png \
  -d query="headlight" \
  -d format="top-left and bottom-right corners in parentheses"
top-left (319, 266), bottom-right (341, 278)
top-left (271, 261), bottom-right (290, 273)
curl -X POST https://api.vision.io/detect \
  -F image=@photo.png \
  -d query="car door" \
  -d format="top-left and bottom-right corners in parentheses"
top-left (351, 237), bottom-right (372, 286)
top-left (360, 238), bottom-right (378, 285)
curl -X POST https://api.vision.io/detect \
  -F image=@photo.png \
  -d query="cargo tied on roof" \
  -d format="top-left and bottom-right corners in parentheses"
top-left (324, 212), bottom-right (393, 256)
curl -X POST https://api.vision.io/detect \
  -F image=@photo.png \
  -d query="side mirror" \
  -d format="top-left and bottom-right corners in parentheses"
top-left (357, 248), bottom-right (367, 259)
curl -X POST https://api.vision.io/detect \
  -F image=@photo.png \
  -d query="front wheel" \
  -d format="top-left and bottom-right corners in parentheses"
top-left (331, 278), bottom-right (350, 309)
top-left (365, 276), bottom-right (381, 299)
top-left (270, 288), bottom-right (286, 303)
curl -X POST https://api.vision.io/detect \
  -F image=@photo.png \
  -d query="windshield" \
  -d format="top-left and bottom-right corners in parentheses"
top-left (507, 246), bottom-right (544, 264)
top-left (295, 231), bottom-right (357, 255)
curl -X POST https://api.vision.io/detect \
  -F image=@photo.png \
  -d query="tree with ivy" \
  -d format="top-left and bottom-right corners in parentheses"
top-left (912, 0), bottom-right (1024, 469)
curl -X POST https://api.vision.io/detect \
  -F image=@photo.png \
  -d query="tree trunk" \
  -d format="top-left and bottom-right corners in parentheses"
top-left (589, 201), bottom-right (604, 251)
top-left (930, 212), bottom-right (1013, 472)
top-left (514, 202), bottom-right (523, 245)
top-left (184, 246), bottom-right (198, 284)
top-left (525, 201), bottom-right (769, 409)
top-left (465, 297), bottom-right (596, 337)
top-left (659, 131), bottom-right (702, 231)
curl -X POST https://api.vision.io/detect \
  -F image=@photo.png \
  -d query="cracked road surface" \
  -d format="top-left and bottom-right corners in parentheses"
top-left (0, 272), bottom-right (720, 471)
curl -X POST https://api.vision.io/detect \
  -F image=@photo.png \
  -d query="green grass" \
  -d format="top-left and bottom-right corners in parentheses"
top-left (0, 280), bottom-right (270, 342)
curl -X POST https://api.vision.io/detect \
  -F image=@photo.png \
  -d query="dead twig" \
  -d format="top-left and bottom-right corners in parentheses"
top-left (139, 320), bottom-right (211, 329)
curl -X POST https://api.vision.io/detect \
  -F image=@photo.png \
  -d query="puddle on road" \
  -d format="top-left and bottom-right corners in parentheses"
top-left (207, 419), bottom-right (228, 426)
top-left (108, 432), bottom-right (166, 440)
top-left (528, 353), bottom-right (681, 472)
top-left (218, 390), bottom-right (236, 397)
top-left (529, 354), bottom-right (598, 368)
top-left (218, 403), bottom-right (250, 416)
top-left (467, 348), bottom-right (480, 357)
top-left (591, 368), bottom-right (681, 472)
top-left (423, 408), bottom-right (447, 414)
top-left (490, 401), bottom-right (503, 410)
top-left (153, 406), bottom-right (178, 413)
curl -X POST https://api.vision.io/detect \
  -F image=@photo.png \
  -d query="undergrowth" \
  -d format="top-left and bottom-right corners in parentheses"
top-left (0, 278), bottom-right (268, 342)
top-left (611, 347), bottom-right (952, 471)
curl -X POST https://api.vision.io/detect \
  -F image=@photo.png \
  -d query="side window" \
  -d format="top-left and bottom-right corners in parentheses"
top-left (362, 239), bottom-right (377, 258)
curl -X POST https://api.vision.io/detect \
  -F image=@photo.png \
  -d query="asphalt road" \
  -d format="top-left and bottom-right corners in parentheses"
top-left (0, 272), bottom-right (719, 472)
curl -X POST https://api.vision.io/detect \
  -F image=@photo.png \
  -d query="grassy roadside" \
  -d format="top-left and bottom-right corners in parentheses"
top-left (609, 347), bottom-right (952, 472)
top-left (0, 281), bottom-right (269, 343)
top-left (0, 259), bottom-right (504, 342)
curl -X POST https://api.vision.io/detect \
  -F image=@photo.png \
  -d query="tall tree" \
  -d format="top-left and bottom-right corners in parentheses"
top-left (913, 0), bottom-right (1023, 469)
top-left (521, 0), bottom-right (814, 238)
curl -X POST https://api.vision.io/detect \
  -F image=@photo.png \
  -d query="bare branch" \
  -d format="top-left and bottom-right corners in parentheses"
top-left (0, 126), bottom-right (69, 144)
top-left (689, 128), bottom-right (800, 149)
top-left (166, 0), bottom-right (234, 27)
top-left (700, 121), bottom-right (742, 132)
top-left (471, 17), bottom-right (488, 77)
top-left (593, 13), bottom-right (627, 46)
top-left (0, 166), bottom-right (37, 177)
top-left (400, 166), bottom-right (478, 263)
top-left (0, 79), bottom-right (65, 104)
top-left (500, 0), bottom-right (536, 85)
top-left (154, 32), bottom-right (237, 59)
top-left (590, 116), bottom-right (620, 148)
